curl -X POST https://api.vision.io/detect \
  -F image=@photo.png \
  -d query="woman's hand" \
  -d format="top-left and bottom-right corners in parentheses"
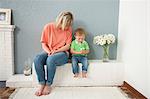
top-left (51, 50), bottom-right (56, 55)
top-left (48, 52), bottom-right (52, 56)
top-left (48, 50), bottom-right (58, 56)
top-left (42, 43), bottom-right (52, 55)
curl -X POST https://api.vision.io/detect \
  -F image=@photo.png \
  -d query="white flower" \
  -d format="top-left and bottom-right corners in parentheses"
top-left (103, 34), bottom-right (108, 40)
top-left (107, 34), bottom-right (115, 44)
top-left (93, 34), bottom-right (116, 46)
top-left (107, 39), bottom-right (111, 44)
top-left (100, 38), bottom-right (106, 45)
top-left (93, 36), bottom-right (101, 45)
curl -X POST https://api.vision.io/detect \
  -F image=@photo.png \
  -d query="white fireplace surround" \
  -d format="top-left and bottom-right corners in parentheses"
top-left (0, 25), bottom-right (15, 81)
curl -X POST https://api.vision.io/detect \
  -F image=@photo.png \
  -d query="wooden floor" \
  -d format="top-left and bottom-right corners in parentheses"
top-left (120, 82), bottom-right (147, 99)
top-left (0, 86), bottom-right (141, 99)
top-left (120, 86), bottom-right (137, 99)
top-left (0, 87), bottom-right (15, 99)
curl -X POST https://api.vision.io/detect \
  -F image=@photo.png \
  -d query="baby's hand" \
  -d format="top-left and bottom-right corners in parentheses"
top-left (76, 51), bottom-right (82, 54)
top-left (81, 50), bottom-right (86, 54)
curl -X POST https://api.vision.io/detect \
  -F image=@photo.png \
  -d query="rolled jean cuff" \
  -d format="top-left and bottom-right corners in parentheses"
top-left (39, 81), bottom-right (46, 85)
top-left (73, 72), bottom-right (79, 74)
top-left (82, 70), bottom-right (87, 73)
top-left (46, 82), bottom-right (52, 86)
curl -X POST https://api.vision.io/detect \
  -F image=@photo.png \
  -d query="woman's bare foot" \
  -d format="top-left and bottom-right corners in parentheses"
top-left (82, 72), bottom-right (87, 78)
top-left (74, 73), bottom-right (79, 78)
top-left (42, 85), bottom-right (52, 95)
top-left (35, 85), bottom-right (45, 96)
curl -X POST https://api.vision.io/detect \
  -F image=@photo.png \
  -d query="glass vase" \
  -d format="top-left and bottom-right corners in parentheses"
top-left (102, 45), bottom-right (109, 62)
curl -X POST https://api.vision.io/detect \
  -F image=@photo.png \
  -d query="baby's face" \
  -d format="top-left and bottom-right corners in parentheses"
top-left (75, 34), bottom-right (85, 43)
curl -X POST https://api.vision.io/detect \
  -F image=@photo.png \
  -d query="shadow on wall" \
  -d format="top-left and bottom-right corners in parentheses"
top-left (73, 20), bottom-right (97, 59)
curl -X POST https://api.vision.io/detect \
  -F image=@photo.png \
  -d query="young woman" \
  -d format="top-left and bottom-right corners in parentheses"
top-left (34, 11), bottom-right (73, 96)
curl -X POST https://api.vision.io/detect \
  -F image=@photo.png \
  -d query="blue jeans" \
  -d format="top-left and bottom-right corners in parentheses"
top-left (34, 51), bottom-right (68, 86)
top-left (71, 56), bottom-right (88, 74)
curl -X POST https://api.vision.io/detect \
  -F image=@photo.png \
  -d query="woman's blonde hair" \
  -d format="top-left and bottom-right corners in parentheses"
top-left (56, 11), bottom-right (73, 30)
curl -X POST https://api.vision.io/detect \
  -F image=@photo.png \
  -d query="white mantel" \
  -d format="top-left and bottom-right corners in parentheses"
top-left (0, 25), bottom-right (15, 81)
top-left (0, 25), bottom-right (15, 31)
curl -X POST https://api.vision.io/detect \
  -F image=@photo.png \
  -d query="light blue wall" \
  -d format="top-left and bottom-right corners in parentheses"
top-left (0, 0), bottom-right (119, 74)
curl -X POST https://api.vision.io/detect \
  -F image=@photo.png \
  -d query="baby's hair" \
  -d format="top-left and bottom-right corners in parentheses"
top-left (74, 27), bottom-right (87, 36)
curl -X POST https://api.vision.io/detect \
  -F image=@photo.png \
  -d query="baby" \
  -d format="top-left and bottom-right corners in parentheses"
top-left (70, 28), bottom-right (90, 78)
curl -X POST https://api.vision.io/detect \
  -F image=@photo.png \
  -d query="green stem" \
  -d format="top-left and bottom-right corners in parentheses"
top-left (102, 45), bottom-right (109, 60)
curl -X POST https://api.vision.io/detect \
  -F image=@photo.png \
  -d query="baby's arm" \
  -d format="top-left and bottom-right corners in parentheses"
top-left (81, 41), bottom-right (90, 54)
top-left (70, 48), bottom-right (82, 55)
top-left (81, 49), bottom-right (90, 54)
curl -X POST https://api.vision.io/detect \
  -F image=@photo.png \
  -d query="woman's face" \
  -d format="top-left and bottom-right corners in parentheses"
top-left (64, 21), bottom-right (71, 30)
top-left (64, 26), bottom-right (70, 30)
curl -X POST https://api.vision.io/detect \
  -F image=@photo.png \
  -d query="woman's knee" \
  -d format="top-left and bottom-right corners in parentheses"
top-left (34, 52), bottom-right (47, 65)
top-left (46, 56), bottom-right (55, 66)
top-left (34, 55), bottom-right (41, 64)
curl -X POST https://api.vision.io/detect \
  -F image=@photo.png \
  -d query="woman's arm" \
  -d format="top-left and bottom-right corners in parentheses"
top-left (55, 44), bottom-right (70, 53)
top-left (51, 27), bottom-right (72, 55)
top-left (42, 43), bottom-right (51, 54)
top-left (41, 24), bottom-right (52, 54)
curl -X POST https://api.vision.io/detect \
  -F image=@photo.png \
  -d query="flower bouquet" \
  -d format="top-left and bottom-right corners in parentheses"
top-left (93, 34), bottom-right (115, 62)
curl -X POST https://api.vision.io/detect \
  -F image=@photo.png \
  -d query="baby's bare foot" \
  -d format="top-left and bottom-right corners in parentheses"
top-left (74, 73), bottom-right (79, 78)
top-left (42, 85), bottom-right (52, 95)
top-left (82, 72), bottom-right (87, 78)
top-left (35, 85), bottom-right (45, 96)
